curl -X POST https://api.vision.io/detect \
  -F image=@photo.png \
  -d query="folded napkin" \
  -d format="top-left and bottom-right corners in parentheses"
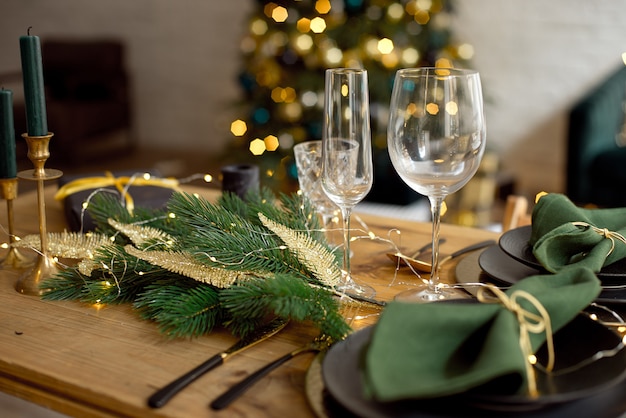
top-left (362, 268), bottom-right (600, 402)
top-left (530, 193), bottom-right (626, 273)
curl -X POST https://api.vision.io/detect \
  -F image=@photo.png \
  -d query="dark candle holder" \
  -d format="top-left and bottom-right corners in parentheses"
top-left (15, 132), bottom-right (63, 295)
top-left (0, 177), bottom-right (33, 269)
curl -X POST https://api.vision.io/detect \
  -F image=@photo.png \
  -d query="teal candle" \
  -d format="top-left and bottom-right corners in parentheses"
top-left (19, 30), bottom-right (48, 136)
top-left (0, 89), bottom-right (17, 178)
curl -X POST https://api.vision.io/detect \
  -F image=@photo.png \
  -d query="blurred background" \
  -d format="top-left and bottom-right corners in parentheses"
top-left (1, 1), bottom-right (626, 415)
top-left (1, 0), bottom-right (625, 222)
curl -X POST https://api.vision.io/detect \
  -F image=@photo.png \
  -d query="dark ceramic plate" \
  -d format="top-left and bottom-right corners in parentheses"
top-left (476, 245), bottom-right (626, 305)
top-left (499, 226), bottom-right (626, 282)
top-left (322, 315), bottom-right (626, 418)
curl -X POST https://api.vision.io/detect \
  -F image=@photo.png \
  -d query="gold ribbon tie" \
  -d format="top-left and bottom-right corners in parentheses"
top-left (477, 284), bottom-right (554, 398)
top-left (571, 221), bottom-right (626, 257)
top-left (54, 171), bottom-right (181, 215)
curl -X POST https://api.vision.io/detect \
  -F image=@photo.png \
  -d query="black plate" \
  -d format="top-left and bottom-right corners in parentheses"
top-left (322, 317), bottom-right (626, 418)
top-left (476, 246), bottom-right (626, 305)
top-left (499, 226), bottom-right (626, 281)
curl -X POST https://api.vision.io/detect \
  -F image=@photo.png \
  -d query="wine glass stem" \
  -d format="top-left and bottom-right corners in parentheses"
top-left (340, 206), bottom-right (353, 282)
top-left (428, 196), bottom-right (444, 292)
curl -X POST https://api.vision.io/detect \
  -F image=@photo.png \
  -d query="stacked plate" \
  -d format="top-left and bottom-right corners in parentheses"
top-left (312, 229), bottom-right (626, 417)
top-left (475, 225), bottom-right (626, 304)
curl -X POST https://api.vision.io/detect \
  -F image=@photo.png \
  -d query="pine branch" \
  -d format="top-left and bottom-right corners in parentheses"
top-left (220, 274), bottom-right (351, 342)
top-left (169, 192), bottom-right (314, 282)
top-left (134, 280), bottom-right (223, 338)
top-left (42, 245), bottom-right (179, 304)
top-left (87, 193), bottom-right (186, 242)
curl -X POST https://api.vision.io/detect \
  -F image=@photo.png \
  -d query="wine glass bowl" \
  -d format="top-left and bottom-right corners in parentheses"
top-left (388, 67), bottom-right (486, 301)
top-left (321, 68), bottom-right (375, 298)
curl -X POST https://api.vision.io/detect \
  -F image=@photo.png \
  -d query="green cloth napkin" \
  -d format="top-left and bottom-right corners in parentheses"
top-left (362, 268), bottom-right (601, 402)
top-left (530, 193), bottom-right (626, 273)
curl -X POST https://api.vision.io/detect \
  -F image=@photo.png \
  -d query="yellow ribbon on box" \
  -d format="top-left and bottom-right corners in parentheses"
top-left (54, 171), bottom-right (182, 215)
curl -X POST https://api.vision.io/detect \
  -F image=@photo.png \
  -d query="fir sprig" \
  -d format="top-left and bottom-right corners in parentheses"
top-left (221, 274), bottom-right (350, 341)
top-left (39, 188), bottom-right (359, 341)
top-left (134, 279), bottom-right (223, 338)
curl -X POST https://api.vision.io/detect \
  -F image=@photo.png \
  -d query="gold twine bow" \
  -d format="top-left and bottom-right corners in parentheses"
top-left (54, 171), bottom-right (182, 215)
top-left (477, 284), bottom-right (554, 398)
top-left (571, 221), bottom-right (626, 258)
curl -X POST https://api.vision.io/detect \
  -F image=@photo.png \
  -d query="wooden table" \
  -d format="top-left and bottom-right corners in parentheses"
top-left (0, 184), bottom-right (498, 417)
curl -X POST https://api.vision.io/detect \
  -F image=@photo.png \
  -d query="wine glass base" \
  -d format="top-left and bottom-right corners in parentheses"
top-left (336, 281), bottom-right (376, 299)
top-left (394, 286), bottom-right (470, 303)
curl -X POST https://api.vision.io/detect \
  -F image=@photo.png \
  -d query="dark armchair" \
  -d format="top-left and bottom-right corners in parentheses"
top-left (566, 64), bottom-right (626, 207)
top-left (13, 38), bottom-right (133, 164)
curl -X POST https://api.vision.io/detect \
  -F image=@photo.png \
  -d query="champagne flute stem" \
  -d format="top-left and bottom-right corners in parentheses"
top-left (340, 206), bottom-right (353, 282)
top-left (428, 196), bottom-right (444, 292)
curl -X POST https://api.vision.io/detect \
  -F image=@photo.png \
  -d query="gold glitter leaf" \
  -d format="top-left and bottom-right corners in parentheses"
top-left (108, 218), bottom-right (176, 248)
top-left (124, 245), bottom-right (248, 288)
top-left (258, 213), bottom-right (341, 287)
top-left (77, 258), bottom-right (100, 276)
top-left (14, 232), bottom-right (111, 259)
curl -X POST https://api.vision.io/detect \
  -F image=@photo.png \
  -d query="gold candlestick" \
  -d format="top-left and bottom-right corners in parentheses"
top-left (0, 177), bottom-right (33, 269)
top-left (15, 132), bottom-right (63, 295)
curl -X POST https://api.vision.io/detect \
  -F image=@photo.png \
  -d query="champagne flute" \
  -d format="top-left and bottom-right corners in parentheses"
top-left (387, 67), bottom-right (486, 301)
top-left (321, 68), bottom-right (375, 298)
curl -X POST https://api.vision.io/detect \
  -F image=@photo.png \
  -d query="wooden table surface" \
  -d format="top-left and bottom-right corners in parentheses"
top-left (0, 184), bottom-right (498, 418)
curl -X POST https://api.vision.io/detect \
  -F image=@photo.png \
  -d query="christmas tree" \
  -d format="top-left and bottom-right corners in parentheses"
top-left (225, 0), bottom-right (473, 203)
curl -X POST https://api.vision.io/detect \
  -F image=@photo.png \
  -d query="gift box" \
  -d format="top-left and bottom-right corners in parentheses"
top-left (57, 170), bottom-right (176, 232)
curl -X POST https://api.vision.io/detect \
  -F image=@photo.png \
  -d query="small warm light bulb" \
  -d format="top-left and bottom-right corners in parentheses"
top-left (0, 243), bottom-right (8, 249)
top-left (230, 119), bottom-right (248, 136)
top-left (368, 231), bottom-right (376, 239)
top-left (82, 202), bottom-right (89, 210)
top-left (377, 38), bottom-right (394, 54)
top-left (142, 172), bottom-right (151, 180)
top-left (168, 212), bottom-right (176, 219)
top-left (528, 354), bottom-right (537, 365)
top-left (310, 17), bottom-right (326, 33)
top-left (249, 138), bottom-right (266, 155)
top-left (589, 313), bottom-right (598, 321)
top-left (445, 101), bottom-right (458, 115)
top-left (203, 174), bottom-right (213, 183)
top-left (426, 102), bottom-right (439, 115)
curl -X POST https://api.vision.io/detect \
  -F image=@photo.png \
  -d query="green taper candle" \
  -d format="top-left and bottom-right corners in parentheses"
top-left (0, 89), bottom-right (17, 179)
top-left (19, 29), bottom-right (48, 136)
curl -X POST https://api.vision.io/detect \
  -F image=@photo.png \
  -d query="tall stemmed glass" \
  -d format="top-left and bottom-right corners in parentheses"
top-left (387, 68), bottom-right (486, 301)
top-left (321, 68), bottom-right (375, 298)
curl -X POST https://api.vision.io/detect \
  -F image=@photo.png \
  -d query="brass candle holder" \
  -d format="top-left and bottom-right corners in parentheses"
top-left (15, 132), bottom-right (63, 295)
top-left (0, 177), bottom-right (33, 269)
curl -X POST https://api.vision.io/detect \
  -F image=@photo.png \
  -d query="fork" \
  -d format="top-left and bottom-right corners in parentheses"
top-left (209, 337), bottom-right (331, 410)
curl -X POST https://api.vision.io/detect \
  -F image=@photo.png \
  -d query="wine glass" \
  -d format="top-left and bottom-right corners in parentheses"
top-left (387, 67), bottom-right (486, 301)
top-left (321, 68), bottom-right (375, 298)
top-left (293, 140), bottom-right (341, 248)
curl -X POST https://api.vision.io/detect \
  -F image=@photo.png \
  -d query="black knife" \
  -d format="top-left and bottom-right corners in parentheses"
top-left (148, 318), bottom-right (288, 408)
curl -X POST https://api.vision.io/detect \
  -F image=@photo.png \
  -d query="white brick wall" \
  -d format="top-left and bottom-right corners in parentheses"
top-left (452, 0), bottom-right (626, 196)
top-left (1, 0), bottom-right (625, 197)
